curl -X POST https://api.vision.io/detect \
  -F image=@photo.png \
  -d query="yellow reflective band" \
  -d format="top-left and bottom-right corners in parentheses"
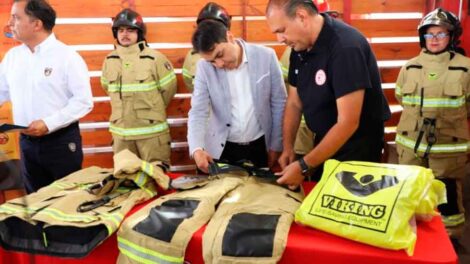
top-left (141, 161), bottom-right (154, 176)
top-left (280, 64), bottom-right (288, 79)
top-left (100, 76), bottom-right (109, 85)
top-left (395, 134), bottom-right (470, 153)
top-left (50, 181), bottom-right (76, 190)
top-left (42, 232), bottom-right (48, 248)
top-left (118, 236), bottom-right (184, 264)
top-left (101, 212), bottom-right (124, 235)
top-left (133, 163), bottom-right (157, 197)
top-left (182, 68), bottom-right (192, 79)
top-left (110, 122), bottom-right (169, 137)
top-left (40, 208), bottom-right (98, 223)
top-left (134, 171), bottom-right (149, 188)
top-left (142, 186), bottom-right (158, 198)
top-left (0, 204), bottom-right (36, 215)
top-left (107, 82), bottom-right (159, 93)
top-left (0, 204), bottom-right (21, 214)
top-left (395, 85), bottom-right (402, 97)
top-left (442, 213), bottom-right (465, 227)
top-left (401, 95), bottom-right (465, 108)
top-left (159, 72), bottom-right (177, 88)
top-left (301, 115), bottom-right (306, 124)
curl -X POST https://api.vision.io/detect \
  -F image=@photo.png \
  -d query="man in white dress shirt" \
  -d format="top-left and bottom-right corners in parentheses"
top-left (0, 0), bottom-right (93, 193)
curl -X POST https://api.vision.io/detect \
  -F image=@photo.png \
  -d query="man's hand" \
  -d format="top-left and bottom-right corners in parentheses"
top-left (23, 120), bottom-right (49, 137)
top-left (278, 148), bottom-right (295, 169)
top-left (267, 150), bottom-right (281, 168)
top-left (193, 149), bottom-right (214, 173)
top-left (275, 160), bottom-right (304, 190)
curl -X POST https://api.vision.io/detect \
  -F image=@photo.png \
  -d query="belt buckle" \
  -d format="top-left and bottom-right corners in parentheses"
top-left (237, 141), bottom-right (250, 146)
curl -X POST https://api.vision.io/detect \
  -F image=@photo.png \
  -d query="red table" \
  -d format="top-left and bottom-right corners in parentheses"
top-left (0, 183), bottom-right (458, 264)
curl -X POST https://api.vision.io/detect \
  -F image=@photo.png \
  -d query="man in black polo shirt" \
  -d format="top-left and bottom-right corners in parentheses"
top-left (266, 0), bottom-right (390, 188)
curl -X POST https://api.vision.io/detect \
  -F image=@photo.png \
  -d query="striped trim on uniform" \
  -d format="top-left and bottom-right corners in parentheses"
top-left (118, 236), bottom-right (184, 264)
top-left (0, 204), bottom-right (35, 215)
top-left (182, 67), bottom-right (192, 80)
top-left (401, 95), bottom-right (466, 108)
top-left (109, 122), bottom-right (169, 137)
top-left (39, 208), bottom-right (98, 223)
top-left (395, 134), bottom-right (470, 154)
top-left (106, 81), bottom-right (159, 93)
top-left (159, 72), bottom-right (177, 88)
top-left (101, 212), bottom-right (124, 235)
top-left (395, 85), bottom-right (402, 97)
top-left (280, 63), bottom-right (288, 80)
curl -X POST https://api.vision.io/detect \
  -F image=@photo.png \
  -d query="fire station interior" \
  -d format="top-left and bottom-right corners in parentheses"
top-left (0, 0), bottom-right (469, 211)
top-left (0, 0), bottom-right (469, 263)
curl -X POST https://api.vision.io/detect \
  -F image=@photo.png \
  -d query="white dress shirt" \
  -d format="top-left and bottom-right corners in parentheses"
top-left (226, 42), bottom-right (263, 143)
top-left (0, 33), bottom-right (93, 133)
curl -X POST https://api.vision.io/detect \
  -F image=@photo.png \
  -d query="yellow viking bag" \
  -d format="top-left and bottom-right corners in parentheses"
top-left (415, 179), bottom-right (446, 221)
top-left (295, 160), bottom-right (435, 256)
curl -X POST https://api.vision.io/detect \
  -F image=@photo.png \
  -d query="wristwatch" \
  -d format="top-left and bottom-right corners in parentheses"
top-left (298, 157), bottom-right (310, 176)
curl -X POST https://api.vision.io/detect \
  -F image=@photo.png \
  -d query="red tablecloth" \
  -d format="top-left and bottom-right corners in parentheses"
top-left (0, 183), bottom-right (458, 264)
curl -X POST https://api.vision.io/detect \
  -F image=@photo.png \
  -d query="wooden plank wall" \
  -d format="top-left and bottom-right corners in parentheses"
top-left (348, 0), bottom-right (427, 144)
top-left (0, 0), bottom-right (432, 172)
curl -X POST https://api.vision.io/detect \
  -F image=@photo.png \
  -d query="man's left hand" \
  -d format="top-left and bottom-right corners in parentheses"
top-left (23, 120), bottom-right (49, 137)
top-left (275, 161), bottom-right (304, 190)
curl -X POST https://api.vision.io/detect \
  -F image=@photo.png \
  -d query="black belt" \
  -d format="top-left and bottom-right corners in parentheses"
top-left (21, 122), bottom-right (79, 141)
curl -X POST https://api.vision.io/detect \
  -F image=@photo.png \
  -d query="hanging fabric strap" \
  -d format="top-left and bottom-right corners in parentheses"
top-left (414, 118), bottom-right (437, 159)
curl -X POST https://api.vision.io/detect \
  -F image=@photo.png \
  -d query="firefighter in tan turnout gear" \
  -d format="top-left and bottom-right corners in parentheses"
top-left (181, 2), bottom-right (231, 92)
top-left (101, 9), bottom-right (177, 163)
top-left (395, 8), bottom-right (470, 238)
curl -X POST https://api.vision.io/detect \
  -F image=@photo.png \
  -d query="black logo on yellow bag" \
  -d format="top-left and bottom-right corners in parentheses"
top-left (321, 195), bottom-right (386, 219)
top-left (336, 171), bottom-right (399, 197)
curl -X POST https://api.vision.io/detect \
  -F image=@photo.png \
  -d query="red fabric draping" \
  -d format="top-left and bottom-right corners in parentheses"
top-left (0, 182), bottom-right (458, 264)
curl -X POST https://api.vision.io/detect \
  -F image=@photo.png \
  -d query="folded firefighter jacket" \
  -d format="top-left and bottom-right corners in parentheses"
top-left (117, 162), bottom-right (305, 264)
top-left (0, 149), bottom-right (170, 258)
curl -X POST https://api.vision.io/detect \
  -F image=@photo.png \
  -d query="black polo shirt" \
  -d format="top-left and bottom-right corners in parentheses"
top-left (288, 14), bottom-right (391, 155)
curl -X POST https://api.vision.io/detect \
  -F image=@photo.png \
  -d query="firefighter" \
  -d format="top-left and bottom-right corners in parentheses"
top-left (181, 2), bottom-right (231, 92)
top-left (394, 8), bottom-right (470, 238)
top-left (101, 9), bottom-right (177, 163)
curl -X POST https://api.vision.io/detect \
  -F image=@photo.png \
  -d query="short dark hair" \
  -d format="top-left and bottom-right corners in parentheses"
top-left (266, 0), bottom-right (318, 18)
top-left (191, 20), bottom-right (228, 53)
top-left (15, 0), bottom-right (56, 31)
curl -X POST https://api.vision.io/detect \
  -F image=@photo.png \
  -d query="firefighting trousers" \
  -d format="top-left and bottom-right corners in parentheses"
top-left (113, 131), bottom-right (171, 163)
top-left (0, 166), bottom-right (156, 258)
top-left (397, 145), bottom-right (467, 215)
top-left (117, 175), bottom-right (304, 264)
top-left (294, 122), bottom-right (314, 156)
top-left (458, 164), bottom-right (470, 260)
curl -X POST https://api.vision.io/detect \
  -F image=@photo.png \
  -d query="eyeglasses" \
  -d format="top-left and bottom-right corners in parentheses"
top-left (423, 33), bottom-right (449, 40)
